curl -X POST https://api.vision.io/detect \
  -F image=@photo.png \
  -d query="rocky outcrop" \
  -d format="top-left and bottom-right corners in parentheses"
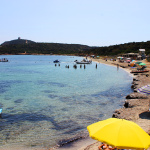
top-left (112, 99), bottom-right (149, 121)
top-left (84, 59), bottom-right (150, 150)
top-left (112, 73), bottom-right (150, 134)
top-left (126, 92), bottom-right (148, 99)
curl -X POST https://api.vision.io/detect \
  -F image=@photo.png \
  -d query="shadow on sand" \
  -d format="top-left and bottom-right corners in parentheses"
top-left (139, 111), bottom-right (150, 120)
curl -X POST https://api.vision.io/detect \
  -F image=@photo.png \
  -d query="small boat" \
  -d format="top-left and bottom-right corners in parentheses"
top-left (76, 59), bottom-right (92, 64)
top-left (76, 61), bottom-right (91, 64)
top-left (130, 70), bottom-right (149, 73)
top-left (0, 58), bottom-right (8, 62)
top-left (53, 60), bottom-right (60, 63)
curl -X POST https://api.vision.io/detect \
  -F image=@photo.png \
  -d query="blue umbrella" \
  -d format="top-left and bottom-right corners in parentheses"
top-left (138, 85), bottom-right (150, 111)
top-left (137, 85), bottom-right (150, 94)
top-left (139, 63), bottom-right (146, 66)
top-left (0, 108), bottom-right (2, 117)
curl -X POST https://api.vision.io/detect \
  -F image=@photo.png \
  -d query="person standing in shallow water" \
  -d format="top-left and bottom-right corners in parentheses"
top-left (117, 64), bottom-right (119, 70)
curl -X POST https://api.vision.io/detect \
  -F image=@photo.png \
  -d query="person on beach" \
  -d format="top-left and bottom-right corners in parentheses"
top-left (99, 143), bottom-right (116, 150)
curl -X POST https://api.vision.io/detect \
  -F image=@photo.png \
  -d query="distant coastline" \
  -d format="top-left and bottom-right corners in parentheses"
top-left (1, 38), bottom-right (150, 56)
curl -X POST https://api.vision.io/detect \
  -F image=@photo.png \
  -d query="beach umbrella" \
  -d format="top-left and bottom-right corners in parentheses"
top-left (117, 56), bottom-right (123, 59)
top-left (138, 85), bottom-right (150, 111)
top-left (87, 118), bottom-right (150, 149)
top-left (137, 85), bottom-right (150, 95)
top-left (0, 108), bottom-right (2, 118)
top-left (139, 62), bottom-right (146, 66)
top-left (0, 108), bottom-right (2, 114)
top-left (135, 61), bottom-right (142, 64)
top-left (126, 60), bottom-right (131, 63)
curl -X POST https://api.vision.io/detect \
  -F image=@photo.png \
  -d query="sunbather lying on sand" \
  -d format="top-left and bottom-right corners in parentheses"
top-left (99, 143), bottom-right (116, 150)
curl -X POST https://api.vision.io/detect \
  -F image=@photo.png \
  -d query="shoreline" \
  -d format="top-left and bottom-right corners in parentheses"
top-left (0, 57), bottom-right (149, 150)
top-left (56, 57), bottom-right (150, 150)
top-left (55, 58), bottom-right (134, 150)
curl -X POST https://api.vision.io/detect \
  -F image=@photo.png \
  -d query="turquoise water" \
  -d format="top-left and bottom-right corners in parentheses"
top-left (0, 55), bottom-right (133, 149)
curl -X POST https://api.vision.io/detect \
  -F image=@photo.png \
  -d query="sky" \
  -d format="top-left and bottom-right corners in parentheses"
top-left (1, 0), bottom-right (150, 46)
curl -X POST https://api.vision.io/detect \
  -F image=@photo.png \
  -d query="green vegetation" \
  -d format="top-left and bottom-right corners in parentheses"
top-left (1, 39), bottom-right (150, 56)
top-left (0, 43), bottom-right (92, 55)
top-left (86, 41), bottom-right (150, 56)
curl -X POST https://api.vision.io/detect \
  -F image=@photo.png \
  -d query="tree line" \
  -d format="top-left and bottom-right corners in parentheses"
top-left (1, 41), bottom-right (150, 56)
top-left (0, 43), bottom-right (92, 55)
top-left (86, 41), bottom-right (150, 56)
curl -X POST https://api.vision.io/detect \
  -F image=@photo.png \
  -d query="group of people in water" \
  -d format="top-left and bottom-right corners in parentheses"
top-left (55, 63), bottom-right (98, 69)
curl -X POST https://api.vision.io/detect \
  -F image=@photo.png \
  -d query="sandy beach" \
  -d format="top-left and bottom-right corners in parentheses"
top-left (56, 57), bottom-right (150, 150)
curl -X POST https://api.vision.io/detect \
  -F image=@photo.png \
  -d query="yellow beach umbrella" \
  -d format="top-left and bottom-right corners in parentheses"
top-left (87, 118), bottom-right (150, 149)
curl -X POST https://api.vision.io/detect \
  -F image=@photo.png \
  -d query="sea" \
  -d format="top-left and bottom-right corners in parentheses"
top-left (0, 55), bottom-right (133, 149)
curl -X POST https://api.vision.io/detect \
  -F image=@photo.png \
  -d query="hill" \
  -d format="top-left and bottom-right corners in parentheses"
top-left (1, 38), bottom-right (150, 56)
top-left (86, 41), bottom-right (150, 56)
top-left (0, 39), bottom-right (92, 55)
top-left (1, 37), bottom-right (36, 46)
